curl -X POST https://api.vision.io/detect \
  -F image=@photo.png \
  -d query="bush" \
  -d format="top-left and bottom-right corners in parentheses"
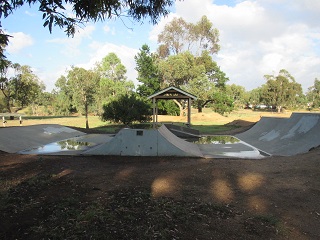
top-left (101, 94), bottom-right (152, 125)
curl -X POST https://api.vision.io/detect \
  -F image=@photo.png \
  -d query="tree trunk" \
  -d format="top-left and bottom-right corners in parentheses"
top-left (1, 90), bottom-right (12, 113)
top-left (85, 103), bottom-right (89, 129)
top-left (277, 106), bottom-right (282, 113)
top-left (198, 105), bottom-right (203, 113)
top-left (173, 100), bottom-right (184, 117)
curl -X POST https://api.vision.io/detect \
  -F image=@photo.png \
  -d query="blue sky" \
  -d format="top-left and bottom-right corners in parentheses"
top-left (3, 0), bottom-right (320, 93)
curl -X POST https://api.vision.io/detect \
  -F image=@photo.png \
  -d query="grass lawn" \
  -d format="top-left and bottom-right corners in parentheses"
top-left (1, 108), bottom-right (294, 134)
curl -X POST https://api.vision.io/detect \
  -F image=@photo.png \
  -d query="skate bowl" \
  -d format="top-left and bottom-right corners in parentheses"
top-left (0, 112), bottom-right (319, 158)
top-left (236, 112), bottom-right (320, 156)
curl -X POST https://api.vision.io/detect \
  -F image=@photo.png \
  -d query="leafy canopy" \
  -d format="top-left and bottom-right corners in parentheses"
top-left (101, 94), bottom-right (152, 125)
top-left (0, 0), bottom-right (175, 72)
top-left (0, 0), bottom-right (174, 36)
top-left (261, 69), bottom-right (303, 112)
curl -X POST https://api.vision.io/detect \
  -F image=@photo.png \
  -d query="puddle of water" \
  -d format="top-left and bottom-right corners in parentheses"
top-left (190, 135), bottom-right (270, 159)
top-left (187, 135), bottom-right (240, 144)
top-left (19, 139), bottom-right (92, 154)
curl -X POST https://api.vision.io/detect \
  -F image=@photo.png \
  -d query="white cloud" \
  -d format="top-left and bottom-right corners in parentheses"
top-left (77, 42), bottom-right (139, 85)
top-left (25, 11), bottom-right (36, 17)
top-left (47, 25), bottom-right (95, 57)
top-left (150, 0), bottom-right (320, 92)
top-left (6, 32), bottom-right (34, 54)
top-left (103, 24), bottom-right (116, 35)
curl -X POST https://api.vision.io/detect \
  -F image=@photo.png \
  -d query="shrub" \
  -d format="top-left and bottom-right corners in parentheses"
top-left (101, 94), bottom-right (152, 125)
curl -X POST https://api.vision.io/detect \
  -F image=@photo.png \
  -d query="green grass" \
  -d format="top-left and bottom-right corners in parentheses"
top-left (4, 113), bottom-right (242, 134)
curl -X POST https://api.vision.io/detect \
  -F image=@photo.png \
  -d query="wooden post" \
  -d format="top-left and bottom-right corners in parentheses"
top-left (187, 98), bottom-right (191, 126)
top-left (152, 97), bottom-right (156, 129)
top-left (156, 99), bottom-right (158, 124)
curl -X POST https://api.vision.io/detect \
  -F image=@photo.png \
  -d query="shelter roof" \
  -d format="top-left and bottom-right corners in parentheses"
top-left (147, 86), bottom-right (197, 100)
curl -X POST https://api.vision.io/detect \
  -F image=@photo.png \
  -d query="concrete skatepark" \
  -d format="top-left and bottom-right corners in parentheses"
top-left (0, 112), bottom-right (319, 158)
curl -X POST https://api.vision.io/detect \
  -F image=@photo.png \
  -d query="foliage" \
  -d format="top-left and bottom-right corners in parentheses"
top-left (209, 90), bottom-right (234, 115)
top-left (95, 53), bottom-right (134, 114)
top-left (226, 84), bottom-right (249, 109)
top-left (52, 75), bottom-right (74, 115)
top-left (67, 67), bottom-right (100, 128)
top-left (182, 75), bottom-right (213, 112)
top-left (135, 44), bottom-right (160, 97)
top-left (101, 94), bottom-right (152, 125)
top-left (261, 69), bottom-right (303, 112)
top-left (157, 100), bottom-right (180, 116)
top-left (0, 0), bottom-right (174, 62)
top-left (158, 51), bottom-right (198, 87)
top-left (306, 78), bottom-right (320, 108)
top-left (195, 50), bottom-right (228, 89)
top-left (248, 87), bottom-right (263, 107)
top-left (158, 15), bottom-right (220, 57)
top-left (0, 63), bottom-right (45, 113)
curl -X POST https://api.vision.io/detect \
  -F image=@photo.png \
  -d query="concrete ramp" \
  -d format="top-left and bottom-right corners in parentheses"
top-left (0, 124), bottom-right (86, 153)
top-left (83, 125), bottom-right (203, 157)
top-left (164, 124), bottom-right (200, 138)
top-left (236, 113), bottom-right (320, 156)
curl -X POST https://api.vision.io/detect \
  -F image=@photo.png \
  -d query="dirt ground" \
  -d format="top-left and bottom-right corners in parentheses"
top-left (0, 114), bottom-right (320, 239)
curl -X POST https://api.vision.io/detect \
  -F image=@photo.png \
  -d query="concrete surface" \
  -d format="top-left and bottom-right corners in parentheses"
top-left (83, 125), bottom-right (204, 157)
top-left (0, 124), bottom-right (86, 153)
top-left (1, 113), bottom-right (319, 158)
top-left (236, 113), bottom-right (320, 156)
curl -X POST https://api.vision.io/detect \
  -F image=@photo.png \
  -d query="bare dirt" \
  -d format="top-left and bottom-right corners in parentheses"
top-left (0, 113), bottom-right (320, 239)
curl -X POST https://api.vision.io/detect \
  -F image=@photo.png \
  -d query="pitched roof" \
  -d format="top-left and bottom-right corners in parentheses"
top-left (147, 86), bottom-right (197, 100)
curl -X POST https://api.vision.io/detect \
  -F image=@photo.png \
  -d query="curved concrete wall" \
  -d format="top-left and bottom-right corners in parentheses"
top-left (83, 125), bottom-right (203, 157)
top-left (236, 113), bottom-right (320, 156)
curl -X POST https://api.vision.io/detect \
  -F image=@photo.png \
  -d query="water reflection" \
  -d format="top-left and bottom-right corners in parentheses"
top-left (57, 139), bottom-right (91, 150)
top-left (19, 139), bottom-right (92, 154)
top-left (190, 135), bottom-right (240, 144)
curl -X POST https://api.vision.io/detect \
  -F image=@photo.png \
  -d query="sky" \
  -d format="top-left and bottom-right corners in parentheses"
top-left (2, 0), bottom-right (320, 93)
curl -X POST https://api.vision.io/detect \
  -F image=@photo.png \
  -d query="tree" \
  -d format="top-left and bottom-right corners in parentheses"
top-left (52, 75), bottom-right (74, 115)
top-left (195, 51), bottom-right (228, 89)
top-left (248, 87), bottom-right (263, 108)
top-left (158, 15), bottom-right (220, 57)
top-left (0, 0), bottom-right (174, 60)
top-left (158, 17), bottom-right (189, 56)
top-left (14, 65), bottom-right (45, 109)
top-left (135, 44), bottom-right (160, 97)
top-left (0, 63), bottom-right (44, 113)
top-left (261, 69), bottom-right (303, 112)
top-left (67, 67), bottom-right (99, 129)
top-left (101, 93), bottom-right (152, 125)
top-left (158, 51), bottom-right (197, 87)
top-left (95, 53), bottom-right (134, 113)
top-left (307, 78), bottom-right (320, 108)
top-left (226, 84), bottom-right (248, 109)
top-left (183, 75), bottom-right (213, 113)
top-left (209, 90), bottom-right (234, 115)
top-left (158, 50), bottom-right (230, 113)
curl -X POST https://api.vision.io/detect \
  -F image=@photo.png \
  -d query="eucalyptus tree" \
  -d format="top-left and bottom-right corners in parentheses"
top-left (0, 63), bottom-right (44, 113)
top-left (261, 69), bottom-right (303, 112)
top-left (67, 67), bottom-right (99, 129)
top-left (157, 50), bottom-right (231, 113)
top-left (306, 78), bottom-right (320, 108)
top-left (52, 75), bottom-right (74, 116)
top-left (225, 84), bottom-right (248, 109)
top-left (158, 15), bottom-right (220, 58)
top-left (95, 53), bottom-right (134, 114)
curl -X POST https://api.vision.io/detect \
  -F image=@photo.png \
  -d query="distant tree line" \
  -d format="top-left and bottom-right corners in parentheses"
top-left (0, 15), bottom-right (319, 128)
